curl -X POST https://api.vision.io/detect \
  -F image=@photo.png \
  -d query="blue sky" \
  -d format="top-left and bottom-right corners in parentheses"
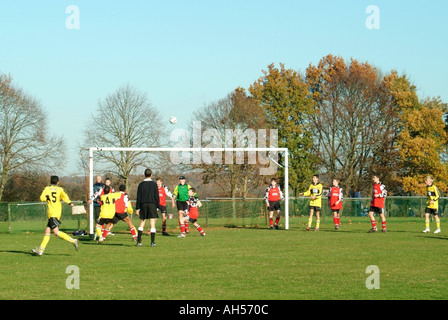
top-left (0, 1), bottom-right (447, 175)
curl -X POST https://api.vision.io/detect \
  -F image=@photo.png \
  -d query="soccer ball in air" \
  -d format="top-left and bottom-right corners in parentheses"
top-left (169, 116), bottom-right (177, 124)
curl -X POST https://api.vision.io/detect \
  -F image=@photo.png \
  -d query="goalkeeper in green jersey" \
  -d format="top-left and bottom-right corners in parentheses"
top-left (173, 176), bottom-right (193, 233)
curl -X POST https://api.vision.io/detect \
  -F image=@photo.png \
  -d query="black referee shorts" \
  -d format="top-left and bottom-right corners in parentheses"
top-left (139, 203), bottom-right (158, 220)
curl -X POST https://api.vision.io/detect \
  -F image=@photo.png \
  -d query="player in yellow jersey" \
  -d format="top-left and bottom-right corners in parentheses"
top-left (95, 185), bottom-right (122, 243)
top-left (423, 176), bottom-right (441, 234)
top-left (299, 174), bottom-right (323, 231)
top-left (32, 176), bottom-right (78, 256)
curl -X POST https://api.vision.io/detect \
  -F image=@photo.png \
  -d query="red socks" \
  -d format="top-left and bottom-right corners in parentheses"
top-left (196, 225), bottom-right (205, 236)
top-left (180, 224), bottom-right (186, 235)
top-left (333, 217), bottom-right (340, 227)
top-left (130, 227), bottom-right (137, 240)
top-left (269, 217), bottom-right (280, 228)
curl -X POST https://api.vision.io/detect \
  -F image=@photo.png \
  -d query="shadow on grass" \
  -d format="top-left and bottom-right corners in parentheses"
top-left (415, 235), bottom-right (448, 241)
top-left (79, 241), bottom-right (127, 246)
top-left (0, 250), bottom-right (70, 256)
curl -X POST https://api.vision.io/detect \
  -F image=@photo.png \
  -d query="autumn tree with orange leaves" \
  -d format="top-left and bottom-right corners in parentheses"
top-left (305, 55), bottom-right (402, 193)
top-left (305, 55), bottom-right (448, 195)
top-left (383, 71), bottom-right (448, 195)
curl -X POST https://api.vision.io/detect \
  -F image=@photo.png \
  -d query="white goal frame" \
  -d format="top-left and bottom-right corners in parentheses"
top-left (88, 147), bottom-right (289, 235)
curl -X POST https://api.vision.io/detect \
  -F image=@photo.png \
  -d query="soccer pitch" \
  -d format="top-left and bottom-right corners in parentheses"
top-left (0, 217), bottom-right (446, 300)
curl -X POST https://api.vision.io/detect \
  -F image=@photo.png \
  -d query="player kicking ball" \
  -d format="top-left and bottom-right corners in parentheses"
top-left (110, 184), bottom-right (138, 241)
top-left (178, 188), bottom-right (205, 238)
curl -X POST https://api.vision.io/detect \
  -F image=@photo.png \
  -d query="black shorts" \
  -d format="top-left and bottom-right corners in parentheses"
top-left (310, 206), bottom-right (321, 212)
top-left (158, 205), bottom-right (167, 214)
top-left (369, 206), bottom-right (384, 214)
top-left (185, 215), bottom-right (197, 224)
top-left (331, 210), bottom-right (340, 214)
top-left (47, 217), bottom-right (62, 230)
top-left (268, 201), bottom-right (281, 211)
top-left (177, 201), bottom-right (188, 211)
top-left (97, 218), bottom-right (114, 225)
top-left (425, 207), bottom-right (439, 215)
top-left (139, 203), bottom-right (158, 220)
top-left (93, 206), bottom-right (101, 220)
top-left (113, 212), bottom-right (129, 223)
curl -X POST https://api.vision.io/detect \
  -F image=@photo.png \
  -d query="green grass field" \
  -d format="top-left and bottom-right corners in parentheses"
top-left (0, 217), bottom-right (447, 300)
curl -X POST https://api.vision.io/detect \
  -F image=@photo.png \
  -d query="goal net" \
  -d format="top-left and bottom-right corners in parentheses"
top-left (87, 147), bottom-right (290, 236)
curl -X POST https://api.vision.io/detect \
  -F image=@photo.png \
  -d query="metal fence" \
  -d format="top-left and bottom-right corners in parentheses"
top-left (0, 197), bottom-right (446, 234)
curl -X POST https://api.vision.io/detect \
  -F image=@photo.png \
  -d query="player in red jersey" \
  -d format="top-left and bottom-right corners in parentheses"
top-left (328, 179), bottom-right (343, 229)
top-left (155, 177), bottom-right (175, 236)
top-left (178, 188), bottom-right (205, 237)
top-left (368, 174), bottom-right (388, 233)
top-left (109, 184), bottom-right (138, 241)
top-left (264, 178), bottom-right (285, 229)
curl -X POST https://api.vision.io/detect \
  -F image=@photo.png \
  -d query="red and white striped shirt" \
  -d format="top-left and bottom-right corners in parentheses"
top-left (158, 185), bottom-right (173, 207)
top-left (371, 182), bottom-right (387, 208)
top-left (328, 186), bottom-right (343, 210)
top-left (265, 185), bottom-right (284, 203)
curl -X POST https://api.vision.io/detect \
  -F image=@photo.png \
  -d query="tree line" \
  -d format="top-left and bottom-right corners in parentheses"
top-left (1, 54), bottom-right (447, 202)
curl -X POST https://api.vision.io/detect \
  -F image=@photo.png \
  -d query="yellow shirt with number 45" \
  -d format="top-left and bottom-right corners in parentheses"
top-left (40, 185), bottom-right (72, 220)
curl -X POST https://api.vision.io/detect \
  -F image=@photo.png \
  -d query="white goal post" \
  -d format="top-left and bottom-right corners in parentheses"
top-left (88, 147), bottom-right (290, 235)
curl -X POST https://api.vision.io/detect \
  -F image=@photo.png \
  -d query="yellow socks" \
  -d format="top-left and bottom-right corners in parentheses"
top-left (307, 218), bottom-right (320, 230)
top-left (38, 231), bottom-right (73, 253)
top-left (57, 231), bottom-right (74, 243)
top-left (96, 226), bottom-right (102, 237)
top-left (39, 234), bottom-right (51, 253)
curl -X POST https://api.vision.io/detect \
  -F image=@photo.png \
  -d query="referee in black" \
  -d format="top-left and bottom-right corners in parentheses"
top-left (136, 168), bottom-right (160, 247)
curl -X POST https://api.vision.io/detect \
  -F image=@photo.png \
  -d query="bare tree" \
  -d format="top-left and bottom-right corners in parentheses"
top-left (0, 73), bottom-right (66, 201)
top-left (190, 88), bottom-right (270, 198)
top-left (306, 55), bottom-right (401, 192)
top-left (82, 84), bottom-right (166, 190)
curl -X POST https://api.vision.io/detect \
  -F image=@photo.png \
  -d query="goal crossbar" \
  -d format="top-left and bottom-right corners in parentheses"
top-left (88, 147), bottom-right (290, 235)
